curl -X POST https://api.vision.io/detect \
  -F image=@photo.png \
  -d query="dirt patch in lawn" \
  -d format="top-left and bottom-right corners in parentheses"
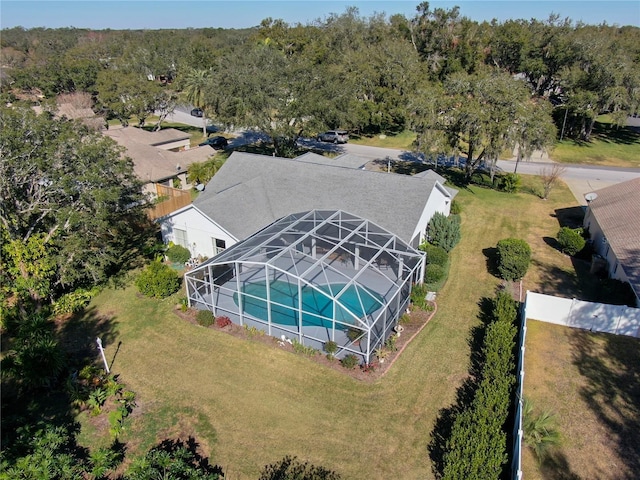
top-left (174, 304), bottom-right (437, 382)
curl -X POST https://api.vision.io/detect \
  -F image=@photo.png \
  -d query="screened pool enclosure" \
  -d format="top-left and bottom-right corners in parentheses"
top-left (184, 210), bottom-right (426, 364)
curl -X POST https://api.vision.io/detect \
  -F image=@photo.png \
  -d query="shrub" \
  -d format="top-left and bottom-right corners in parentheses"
top-left (135, 261), bottom-right (181, 298)
top-left (410, 283), bottom-right (429, 310)
top-left (324, 340), bottom-right (338, 354)
top-left (499, 173), bottom-right (521, 193)
top-left (496, 238), bottom-right (531, 281)
top-left (556, 227), bottom-right (586, 256)
top-left (346, 327), bottom-right (363, 342)
top-left (165, 244), bottom-right (191, 264)
top-left (215, 316), bottom-right (232, 328)
top-left (425, 264), bottom-right (445, 284)
top-left (420, 243), bottom-right (449, 267)
top-left (427, 212), bottom-right (461, 252)
top-left (259, 455), bottom-right (341, 480)
top-left (340, 354), bottom-right (359, 369)
top-left (292, 340), bottom-right (318, 357)
top-left (450, 199), bottom-right (462, 215)
top-left (53, 287), bottom-right (99, 315)
top-left (196, 309), bottom-right (214, 327)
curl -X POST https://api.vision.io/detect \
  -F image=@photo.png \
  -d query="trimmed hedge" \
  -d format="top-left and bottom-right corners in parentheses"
top-left (496, 238), bottom-right (531, 281)
top-left (425, 264), bottom-right (445, 284)
top-left (420, 243), bottom-right (449, 267)
top-left (441, 291), bottom-right (518, 479)
top-left (556, 227), bottom-right (586, 256)
top-left (135, 261), bottom-right (180, 299)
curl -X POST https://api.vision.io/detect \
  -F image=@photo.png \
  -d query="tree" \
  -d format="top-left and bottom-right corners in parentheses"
top-left (496, 238), bottom-right (531, 281)
top-left (0, 105), bottom-right (150, 303)
top-left (412, 69), bottom-right (553, 182)
top-left (539, 164), bottom-right (566, 200)
top-left (181, 68), bottom-right (211, 137)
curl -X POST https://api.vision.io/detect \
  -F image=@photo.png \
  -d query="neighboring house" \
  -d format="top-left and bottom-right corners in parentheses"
top-left (160, 151), bottom-right (458, 259)
top-left (583, 177), bottom-right (640, 306)
top-left (103, 126), bottom-right (213, 197)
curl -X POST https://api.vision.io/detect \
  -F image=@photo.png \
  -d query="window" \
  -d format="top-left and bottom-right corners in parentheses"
top-left (212, 238), bottom-right (226, 256)
top-left (174, 228), bottom-right (188, 248)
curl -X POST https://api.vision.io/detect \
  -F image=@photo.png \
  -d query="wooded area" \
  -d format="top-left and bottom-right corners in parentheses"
top-left (2, 3), bottom-right (639, 161)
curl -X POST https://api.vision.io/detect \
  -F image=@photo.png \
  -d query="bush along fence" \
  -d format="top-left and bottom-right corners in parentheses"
top-left (439, 291), bottom-right (519, 480)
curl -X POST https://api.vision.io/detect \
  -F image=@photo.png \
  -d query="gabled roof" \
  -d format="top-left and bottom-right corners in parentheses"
top-left (588, 177), bottom-right (640, 298)
top-left (104, 127), bottom-right (212, 183)
top-left (193, 151), bottom-right (456, 243)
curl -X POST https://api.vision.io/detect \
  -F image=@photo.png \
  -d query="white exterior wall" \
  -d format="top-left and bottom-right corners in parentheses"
top-left (584, 208), bottom-right (626, 282)
top-left (160, 206), bottom-right (238, 259)
top-left (410, 183), bottom-right (453, 246)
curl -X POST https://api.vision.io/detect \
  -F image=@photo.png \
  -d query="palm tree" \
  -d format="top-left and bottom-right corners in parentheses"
top-left (522, 397), bottom-right (561, 462)
top-left (182, 69), bottom-right (210, 137)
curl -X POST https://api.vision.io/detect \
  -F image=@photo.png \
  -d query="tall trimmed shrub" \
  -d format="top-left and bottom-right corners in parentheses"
top-left (441, 291), bottom-right (518, 479)
top-left (556, 227), bottom-right (586, 256)
top-left (419, 242), bottom-right (449, 267)
top-left (135, 261), bottom-right (180, 298)
top-left (496, 238), bottom-right (531, 281)
top-left (427, 212), bottom-right (461, 252)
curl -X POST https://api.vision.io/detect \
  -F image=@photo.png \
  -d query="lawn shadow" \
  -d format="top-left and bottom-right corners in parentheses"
top-left (56, 305), bottom-right (120, 371)
top-left (482, 247), bottom-right (500, 278)
top-left (554, 207), bottom-right (586, 229)
top-left (428, 296), bottom-right (495, 477)
top-left (538, 450), bottom-right (583, 480)
top-left (568, 330), bottom-right (640, 478)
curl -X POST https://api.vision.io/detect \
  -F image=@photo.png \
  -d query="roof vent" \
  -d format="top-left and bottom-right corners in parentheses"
top-left (585, 192), bottom-right (598, 203)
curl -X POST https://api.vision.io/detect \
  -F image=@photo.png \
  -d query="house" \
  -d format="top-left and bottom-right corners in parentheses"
top-left (160, 151), bottom-right (458, 259)
top-left (583, 177), bottom-right (640, 306)
top-left (103, 126), bottom-right (213, 197)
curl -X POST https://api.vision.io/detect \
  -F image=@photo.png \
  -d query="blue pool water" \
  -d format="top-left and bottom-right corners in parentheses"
top-left (233, 280), bottom-right (383, 328)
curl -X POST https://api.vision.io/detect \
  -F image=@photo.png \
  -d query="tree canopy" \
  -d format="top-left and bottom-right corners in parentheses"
top-left (0, 105), bottom-right (150, 302)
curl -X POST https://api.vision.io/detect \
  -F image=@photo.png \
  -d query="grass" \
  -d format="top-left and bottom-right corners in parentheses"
top-left (522, 320), bottom-right (640, 479)
top-left (350, 130), bottom-right (416, 150)
top-left (551, 116), bottom-right (640, 168)
top-left (72, 174), bottom-right (585, 478)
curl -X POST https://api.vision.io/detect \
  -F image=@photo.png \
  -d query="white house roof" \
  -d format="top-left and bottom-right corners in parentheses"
top-left (588, 177), bottom-right (640, 298)
top-left (193, 151), bottom-right (457, 244)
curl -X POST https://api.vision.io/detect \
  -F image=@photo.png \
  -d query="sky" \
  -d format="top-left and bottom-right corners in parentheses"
top-left (1, 0), bottom-right (639, 30)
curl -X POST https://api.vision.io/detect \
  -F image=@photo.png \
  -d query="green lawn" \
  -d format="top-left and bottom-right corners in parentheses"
top-left (74, 175), bottom-right (583, 478)
top-left (551, 116), bottom-right (640, 168)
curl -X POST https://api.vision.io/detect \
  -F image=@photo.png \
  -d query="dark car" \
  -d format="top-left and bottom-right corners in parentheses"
top-left (199, 136), bottom-right (228, 149)
top-left (205, 125), bottom-right (219, 134)
top-left (317, 130), bottom-right (349, 144)
top-left (190, 108), bottom-right (204, 117)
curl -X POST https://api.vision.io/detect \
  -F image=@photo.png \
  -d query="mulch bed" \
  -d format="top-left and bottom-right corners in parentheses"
top-left (174, 303), bottom-right (437, 382)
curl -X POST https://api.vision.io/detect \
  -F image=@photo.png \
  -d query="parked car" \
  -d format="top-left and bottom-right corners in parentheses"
top-left (317, 130), bottom-right (349, 144)
top-left (190, 108), bottom-right (204, 117)
top-left (199, 136), bottom-right (228, 149)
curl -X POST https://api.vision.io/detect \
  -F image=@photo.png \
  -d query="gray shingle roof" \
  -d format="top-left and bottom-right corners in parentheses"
top-left (103, 127), bottom-right (212, 183)
top-left (194, 151), bottom-right (456, 243)
top-left (588, 177), bottom-right (640, 298)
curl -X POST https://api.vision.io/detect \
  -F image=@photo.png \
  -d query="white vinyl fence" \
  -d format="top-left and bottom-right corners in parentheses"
top-left (525, 291), bottom-right (640, 337)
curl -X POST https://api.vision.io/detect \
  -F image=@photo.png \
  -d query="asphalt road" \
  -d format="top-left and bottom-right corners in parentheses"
top-left (158, 114), bottom-right (639, 205)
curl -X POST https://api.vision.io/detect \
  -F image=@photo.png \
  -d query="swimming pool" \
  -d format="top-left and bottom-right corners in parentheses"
top-left (233, 280), bottom-right (383, 328)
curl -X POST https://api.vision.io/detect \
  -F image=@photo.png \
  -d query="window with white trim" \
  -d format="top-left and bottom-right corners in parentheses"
top-left (212, 237), bottom-right (226, 256)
